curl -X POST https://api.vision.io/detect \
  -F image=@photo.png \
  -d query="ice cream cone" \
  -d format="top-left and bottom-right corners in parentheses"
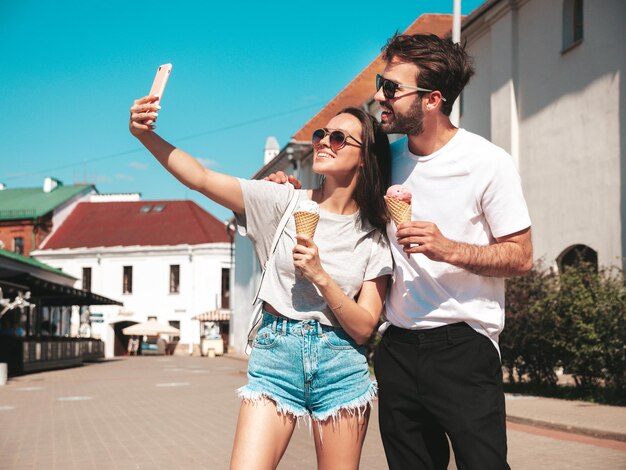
top-left (384, 196), bottom-right (411, 226)
top-left (294, 211), bottom-right (320, 238)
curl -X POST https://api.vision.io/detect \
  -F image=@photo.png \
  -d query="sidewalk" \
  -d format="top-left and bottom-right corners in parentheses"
top-left (505, 393), bottom-right (626, 443)
top-left (0, 355), bottom-right (624, 470)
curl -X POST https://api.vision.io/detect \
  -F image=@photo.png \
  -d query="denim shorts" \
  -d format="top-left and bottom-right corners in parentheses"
top-left (237, 311), bottom-right (377, 422)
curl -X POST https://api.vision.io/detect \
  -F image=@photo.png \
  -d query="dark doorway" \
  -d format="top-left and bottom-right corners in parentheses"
top-left (112, 321), bottom-right (137, 356)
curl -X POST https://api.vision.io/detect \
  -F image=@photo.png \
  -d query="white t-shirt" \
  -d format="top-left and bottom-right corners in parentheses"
top-left (384, 129), bottom-right (531, 349)
top-left (236, 179), bottom-right (393, 326)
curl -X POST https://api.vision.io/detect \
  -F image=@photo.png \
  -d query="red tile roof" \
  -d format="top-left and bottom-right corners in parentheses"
top-left (41, 201), bottom-right (230, 249)
top-left (293, 14), bottom-right (454, 142)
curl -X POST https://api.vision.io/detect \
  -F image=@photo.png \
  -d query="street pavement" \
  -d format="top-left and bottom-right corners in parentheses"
top-left (0, 355), bottom-right (624, 469)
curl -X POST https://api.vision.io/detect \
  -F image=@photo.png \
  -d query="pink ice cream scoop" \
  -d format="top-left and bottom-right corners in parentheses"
top-left (385, 185), bottom-right (412, 204)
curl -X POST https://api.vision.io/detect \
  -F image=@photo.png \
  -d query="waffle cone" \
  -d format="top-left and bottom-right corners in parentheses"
top-left (384, 196), bottom-right (411, 226)
top-left (294, 211), bottom-right (319, 238)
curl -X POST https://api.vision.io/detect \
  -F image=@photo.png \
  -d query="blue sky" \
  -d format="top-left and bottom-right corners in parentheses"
top-left (1, 0), bottom-right (485, 221)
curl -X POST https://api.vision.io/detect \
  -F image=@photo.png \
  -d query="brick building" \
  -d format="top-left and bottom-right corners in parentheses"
top-left (0, 178), bottom-right (95, 257)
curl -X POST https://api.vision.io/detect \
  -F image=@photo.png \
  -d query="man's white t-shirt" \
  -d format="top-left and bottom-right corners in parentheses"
top-left (384, 129), bottom-right (531, 351)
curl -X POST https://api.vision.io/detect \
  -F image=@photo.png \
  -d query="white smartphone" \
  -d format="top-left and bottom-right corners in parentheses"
top-left (149, 63), bottom-right (172, 100)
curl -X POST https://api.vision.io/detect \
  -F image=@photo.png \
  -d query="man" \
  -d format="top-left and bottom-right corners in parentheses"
top-left (269, 33), bottom-right (532, 469)
top-left (374, 33), bottom-right (531, 470)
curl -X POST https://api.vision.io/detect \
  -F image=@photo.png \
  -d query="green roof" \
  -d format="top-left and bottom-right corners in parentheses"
top-left (0, 184), bottom-right (94, 220)
top-left (0, 248), bottom-right (76, 280)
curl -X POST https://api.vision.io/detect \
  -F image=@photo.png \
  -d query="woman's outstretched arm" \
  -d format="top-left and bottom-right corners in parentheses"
top-left (129, 95), bottom-right (244, 214)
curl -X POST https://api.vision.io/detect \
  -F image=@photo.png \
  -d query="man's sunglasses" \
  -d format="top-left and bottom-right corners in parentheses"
top-left (376, 74), bottom-right (446, 101)
top-left (312, 128), bottom-right (362, 151)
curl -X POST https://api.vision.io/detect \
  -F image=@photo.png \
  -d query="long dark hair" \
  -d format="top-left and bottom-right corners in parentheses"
top-left (338, 107), bottom-right (390, 231)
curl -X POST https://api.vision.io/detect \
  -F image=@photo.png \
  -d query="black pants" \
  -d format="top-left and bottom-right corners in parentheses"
top-left (374, 323), bottom-right (510, 470)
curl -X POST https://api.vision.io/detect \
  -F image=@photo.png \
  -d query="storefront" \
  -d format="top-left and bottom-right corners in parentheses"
top-left (0, 249), bottom-right (121, 376)
top-left (192, 309), bottom-right (231, 356)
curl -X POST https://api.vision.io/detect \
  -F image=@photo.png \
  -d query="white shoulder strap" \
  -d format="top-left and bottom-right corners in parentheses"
top-left (252, 187), bottom-right (300, 303)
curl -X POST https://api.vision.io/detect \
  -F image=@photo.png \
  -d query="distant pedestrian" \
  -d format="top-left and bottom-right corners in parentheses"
top-left (127, 336), bottom-right (139, 356)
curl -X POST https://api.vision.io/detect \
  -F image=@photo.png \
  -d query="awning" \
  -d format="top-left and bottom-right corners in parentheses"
top-left (192, 309), bottom-right (231, 322)
top-left (6, 274), bottom-right (122, 306)
top-left (122, 320), bottom-right (180, 336)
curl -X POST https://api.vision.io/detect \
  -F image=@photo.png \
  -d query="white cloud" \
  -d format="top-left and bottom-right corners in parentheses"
top-left (92, 175), bottom-right (112, 184)
top-left (128, 161), bottom-right (149, 170)
top-left (115, 173), bottom-right (134, 181)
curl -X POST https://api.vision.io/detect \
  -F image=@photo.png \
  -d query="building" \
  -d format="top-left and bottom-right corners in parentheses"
top-left (459, 0), bottom-right (625, 270)
top-left (231, 0), bottom-right (625, 354)
top-left (0, 248), bottom-right (120, 375)
top-left (32, 198), bottom-right (233, 358)
top-left (0, 178), bottom-right (96, 256)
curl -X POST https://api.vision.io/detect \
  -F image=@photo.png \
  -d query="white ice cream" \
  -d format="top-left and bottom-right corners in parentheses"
top-left (295, 200), bottom-right (320, 215)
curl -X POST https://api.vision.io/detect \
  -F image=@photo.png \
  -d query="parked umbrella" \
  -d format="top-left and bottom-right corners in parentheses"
top-left (122, 319), bottom-right (180, 336)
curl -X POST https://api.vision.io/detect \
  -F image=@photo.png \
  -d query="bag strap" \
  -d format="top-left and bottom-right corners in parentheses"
top-left (252, 187), bottom-right (300, 304)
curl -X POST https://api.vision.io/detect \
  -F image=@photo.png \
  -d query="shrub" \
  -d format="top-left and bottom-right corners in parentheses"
top-left (502, 261), bottom-right (560, 386)
top-left (503, 260), bottom-right (625, 400)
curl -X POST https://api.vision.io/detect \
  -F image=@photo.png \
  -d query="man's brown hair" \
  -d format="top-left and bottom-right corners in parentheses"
top-left (382, 33), bottom-right (475, 116)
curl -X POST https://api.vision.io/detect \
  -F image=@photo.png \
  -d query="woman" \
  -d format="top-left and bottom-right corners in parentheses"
top-left (129, 95), bottom-right (392, 469)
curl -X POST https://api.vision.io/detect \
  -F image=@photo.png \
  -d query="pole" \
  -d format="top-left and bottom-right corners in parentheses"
top-left (450, 0), bottom-right (462, 127)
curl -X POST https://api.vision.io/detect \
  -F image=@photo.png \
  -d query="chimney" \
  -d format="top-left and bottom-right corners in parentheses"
top-left (264, 136), bottom-right (280, 164)
top-left (43, 177), bottom-right (62, 193)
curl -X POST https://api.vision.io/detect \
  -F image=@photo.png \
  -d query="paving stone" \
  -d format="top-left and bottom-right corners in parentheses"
top-left (1, 355), bottom-right (624, 469)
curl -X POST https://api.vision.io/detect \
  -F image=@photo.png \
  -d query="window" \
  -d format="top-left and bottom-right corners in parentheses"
top-left (13, 237), bottom-right (24, 255)
top-left (82, 267), bottom-right (92, 291)
top-left (562, 0), bottom-right (583, 52)
top-left (169, 265), bottom-right (180, 294)
top-left (123, 266), bottom-right (133, 294)
top-left (557, 244), bottom-right (597, 272)
top-left (221, 268), bottom-right (230, 308)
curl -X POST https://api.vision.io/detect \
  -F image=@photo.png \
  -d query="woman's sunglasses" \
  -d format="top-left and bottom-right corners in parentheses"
top-left (312, 128), bottom-right (362, 151)
top-left (375, 73), bottom-right (446, 101)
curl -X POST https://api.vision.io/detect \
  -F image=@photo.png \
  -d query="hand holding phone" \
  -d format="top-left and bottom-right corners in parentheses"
top-left (149, 63), bottom-right (172, 101)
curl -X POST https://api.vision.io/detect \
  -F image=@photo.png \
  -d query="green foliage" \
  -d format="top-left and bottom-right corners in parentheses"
top-left (501, 261), bottom-right (560, 385)
top-left (502, 260), bottom-right (626, 403)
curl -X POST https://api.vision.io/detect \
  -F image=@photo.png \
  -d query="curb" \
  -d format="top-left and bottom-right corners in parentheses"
top-left (506, 415), bottom-right (626, 443)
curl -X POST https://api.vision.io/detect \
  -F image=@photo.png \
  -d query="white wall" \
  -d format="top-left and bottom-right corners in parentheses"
top-left (231, 234), bottom-right (259, 355)
top-left (463, 0), bottom-right (625, 268)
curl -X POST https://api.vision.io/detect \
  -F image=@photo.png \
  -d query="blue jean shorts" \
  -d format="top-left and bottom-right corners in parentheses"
top-left (237, 312), bottom-right (377, 422)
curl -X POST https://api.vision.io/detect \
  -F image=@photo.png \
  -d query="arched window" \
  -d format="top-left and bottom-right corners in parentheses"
top-left (562, 0), bottom-right (583, 53)
top-left (557, 244), bottom-right (597, 271)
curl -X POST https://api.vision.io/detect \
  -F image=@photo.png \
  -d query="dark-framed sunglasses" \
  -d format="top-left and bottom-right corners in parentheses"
top-left (376, 73), bottom-right (446, 101)
top-left (312, 128), bottom-right (362, 151)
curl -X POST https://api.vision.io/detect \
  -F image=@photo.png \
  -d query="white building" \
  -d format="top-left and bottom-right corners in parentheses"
top-left (32, 198), bottom-right (233, 358)
top-left (459, 0), bottom-right (625, 270)
top-left (231, 1), bottom-right (625, 353)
